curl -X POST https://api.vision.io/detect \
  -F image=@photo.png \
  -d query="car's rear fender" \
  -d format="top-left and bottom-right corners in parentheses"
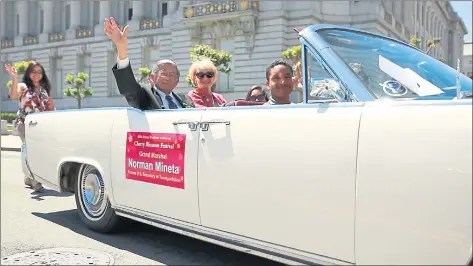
top-left (56, 157), bottom-right (116, 206)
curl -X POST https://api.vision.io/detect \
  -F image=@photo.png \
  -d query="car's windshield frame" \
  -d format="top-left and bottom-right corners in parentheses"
top-left (317, 29), bottom-right (472, 99)
top-left (298, 24), bottom-right (472, 102)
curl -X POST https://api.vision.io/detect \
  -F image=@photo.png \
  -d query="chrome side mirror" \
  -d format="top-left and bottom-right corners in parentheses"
top-left (309, 79), bottom-right (348, 102)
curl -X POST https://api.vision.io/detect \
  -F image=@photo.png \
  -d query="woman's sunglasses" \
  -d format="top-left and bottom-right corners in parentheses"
top-left (31, 69), bottom-right (43, 74)
top-left (195, 72), bottom-right (214, 79)
top-left (249, 94), bottom-right (267, 101)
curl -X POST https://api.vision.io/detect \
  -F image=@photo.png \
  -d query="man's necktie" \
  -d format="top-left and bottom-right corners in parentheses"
top-left (165, 95), bottom-right (178, 109)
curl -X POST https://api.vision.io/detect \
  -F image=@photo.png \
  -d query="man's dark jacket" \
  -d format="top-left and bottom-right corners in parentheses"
top-left (112, 62), bottom-right (193, 111)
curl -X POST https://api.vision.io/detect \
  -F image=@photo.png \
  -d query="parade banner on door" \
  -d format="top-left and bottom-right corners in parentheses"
top-left (125, 132), bottom-right (186, 189)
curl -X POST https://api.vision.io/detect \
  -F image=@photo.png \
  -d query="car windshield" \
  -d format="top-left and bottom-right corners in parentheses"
top-left (317, 29), bottom-right (472, 100)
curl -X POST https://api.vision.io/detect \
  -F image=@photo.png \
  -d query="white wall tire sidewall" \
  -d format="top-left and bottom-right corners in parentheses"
top-left (76, 164), bottom-right (109, 222)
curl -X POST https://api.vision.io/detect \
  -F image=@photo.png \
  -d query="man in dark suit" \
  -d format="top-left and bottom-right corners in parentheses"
top-left (104, 17), bottom-right (193, 110)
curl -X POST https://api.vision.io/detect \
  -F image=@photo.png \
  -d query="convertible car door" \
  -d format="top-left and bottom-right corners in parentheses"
top-left (110, 108), bottom-right (204, 225)
top-left (196, 103), bottom-right (363, 263)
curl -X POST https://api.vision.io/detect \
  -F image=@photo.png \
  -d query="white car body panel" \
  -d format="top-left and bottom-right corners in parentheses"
top-left (22, 99), bottom-right (472, 265)
top-left (109, 109), bottom-right (203, 225)
top-left (197, 104), bottom-right (363, 263)
top-left (355, 100), bottom-right (473, 265)
top-left (25, 110), bottom-right (116, 202)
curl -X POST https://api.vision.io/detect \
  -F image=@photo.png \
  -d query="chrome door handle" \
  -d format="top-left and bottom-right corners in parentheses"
top-left (28, 121), bottom-right (37, 126)
top-left (200, 120), bottom-right (230, 131)
top-left (172, 120), bottom-right (199, 131)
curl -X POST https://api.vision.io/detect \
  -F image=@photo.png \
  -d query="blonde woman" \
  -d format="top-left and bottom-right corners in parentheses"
top-left (187, 58), bottom-right (227, 108)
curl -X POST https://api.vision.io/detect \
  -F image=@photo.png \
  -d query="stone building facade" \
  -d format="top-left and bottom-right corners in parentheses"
top-left (463, 42), bottom-right (472, 78)
top-left (0, 0), bottom-right (468, 112)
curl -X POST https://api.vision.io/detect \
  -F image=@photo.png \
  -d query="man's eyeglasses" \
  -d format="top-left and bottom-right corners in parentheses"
top-left (154, 69), bottom-right (177, 78)
top-left (195, 72), bottom-right (214, 79)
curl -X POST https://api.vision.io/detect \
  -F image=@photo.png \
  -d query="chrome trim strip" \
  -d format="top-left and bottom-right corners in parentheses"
top-left (30, 172), bottom-right (62, 192)
top-left (299, 24), bottom-right (421, 52)
top-left (115, 206), bottom-right (353, 266)
top-left (301, 39), bottom-right (309, 104)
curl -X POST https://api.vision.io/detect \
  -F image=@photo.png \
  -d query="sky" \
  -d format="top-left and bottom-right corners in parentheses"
top-left (450, 1), bottom-right (472, 42)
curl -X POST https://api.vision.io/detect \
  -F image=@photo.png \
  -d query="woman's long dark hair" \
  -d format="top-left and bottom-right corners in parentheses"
top-left (22, 61), bottom-right (52, 95)
top-left (245, 85), bottom-right (269, 101)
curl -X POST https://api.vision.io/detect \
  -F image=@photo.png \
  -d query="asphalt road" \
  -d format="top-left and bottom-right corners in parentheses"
top-left (0, 151), bottom-right (285, 265)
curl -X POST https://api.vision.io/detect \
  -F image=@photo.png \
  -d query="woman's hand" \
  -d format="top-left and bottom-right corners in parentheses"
top-left (5, 64), bottom-right (17, 78)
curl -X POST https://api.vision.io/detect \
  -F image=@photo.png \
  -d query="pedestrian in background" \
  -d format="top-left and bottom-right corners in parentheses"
top-left (246, 85), bottom-right (269, 102)
top-left (5, 61), bottom-right (56, 192)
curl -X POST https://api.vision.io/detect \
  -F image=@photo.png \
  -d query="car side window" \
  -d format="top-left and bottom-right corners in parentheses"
top-left (304, 48), bottom-right (338, 103)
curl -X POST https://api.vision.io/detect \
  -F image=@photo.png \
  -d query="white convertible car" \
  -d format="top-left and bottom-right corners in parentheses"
top-left (23, 25), bottom-right (472, 265)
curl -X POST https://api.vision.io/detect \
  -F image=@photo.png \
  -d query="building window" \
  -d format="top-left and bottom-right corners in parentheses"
top-left (417, 1), bottom-right (421, 22)
top-left (39, 9), bottom-right (44, 33)
top-left (118, 1), bottom-right (131, 24)
top-left (217, 39), bottom-right (235, 92)
top-left (52, 57), bottom-right (64, 98)
top-left (79, 54), bottom-right (92, 88)
top-left (93, 1), bottom-right (100, 25)
top-left (144, 46), bottom-right (161, 70)
top-left (107, 51), bottom-right (119, 96)
top-left (65, 4), bottom-right (71, 30)
top-left (421, 5), bottom-right (425, 26)
top-left (16, 14), bottom-right (19, 35)
top-left (128, 8), bottom-right (133, 21)
top-left (162, 2), bottom-right (168, 17)
top-left (53, 1), bottom-right (66, 32)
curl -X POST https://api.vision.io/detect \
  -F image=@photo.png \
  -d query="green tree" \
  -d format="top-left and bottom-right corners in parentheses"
top-left (137, 67), bottom-right (152, 83)
top-left (282, 45), bottom-right (303, 78)
top-left (63, 72), bottom-right (94, 109)
top-left (186, 44), bottom-right (232, 91)
top-left (282, 45), bottom-right (301, 64)
top-left (6, 60), bottom-right (34, 89)
top-left (410, 36), bottom-right (441, 55)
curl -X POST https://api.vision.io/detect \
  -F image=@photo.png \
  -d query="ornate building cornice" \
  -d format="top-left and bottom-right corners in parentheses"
top-left (187, 15), bottom-right (257, 53)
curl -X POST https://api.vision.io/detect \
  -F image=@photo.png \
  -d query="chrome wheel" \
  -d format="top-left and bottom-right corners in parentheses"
top-left (78, 165), bottom-right (107, 221)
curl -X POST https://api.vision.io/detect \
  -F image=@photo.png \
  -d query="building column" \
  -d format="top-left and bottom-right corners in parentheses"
top-left (0, 1), bottom-right (6, 39)
top-left (128, 1), bottom-right (144, 30)
top-left (18, 2), bottom-right (29, 36)
top-left (95, 2), bottom-right (110, 36)
top-left (132, 1), bottom-right (145, 20)
top-left (42, 1), bottom-right (54, 33)
top-left (70, 1), bottom-right (81, 29)
top-left (14, 1), bottom-right (29, 45)
top-left (39, 1), bottom-right (53, 43)
top-left (65, 1), bottom-right (81, 39)
top-left (100, 1), bottom-right (110, 19)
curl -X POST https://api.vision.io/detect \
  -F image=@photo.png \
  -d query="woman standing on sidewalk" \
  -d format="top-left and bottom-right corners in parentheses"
top-left (5, 61), bottom-right (56, 192)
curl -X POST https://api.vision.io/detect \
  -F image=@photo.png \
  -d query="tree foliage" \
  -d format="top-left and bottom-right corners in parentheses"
top-left (6, 60), bottom-right (34, 88)
top-left (282, 45), bottom-right (301, 63)
top-left (410, 36), bottom-right (441, 55)
top-left (137, 45), bottom-right (233, 91)
top-left (186, 44), bottom-right (232, 90)
top-left (137, 67), bottom-right (152, 83)
top-left (282, 45), bottom-right (303, 77)
top-left (63, 72), bottom-right (94, 109)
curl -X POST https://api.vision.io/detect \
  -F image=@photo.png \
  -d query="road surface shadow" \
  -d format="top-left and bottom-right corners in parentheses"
top-left (32, 209), bottom-right (284, 265)
top-left (29, 188), bottom-right (73, 201)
